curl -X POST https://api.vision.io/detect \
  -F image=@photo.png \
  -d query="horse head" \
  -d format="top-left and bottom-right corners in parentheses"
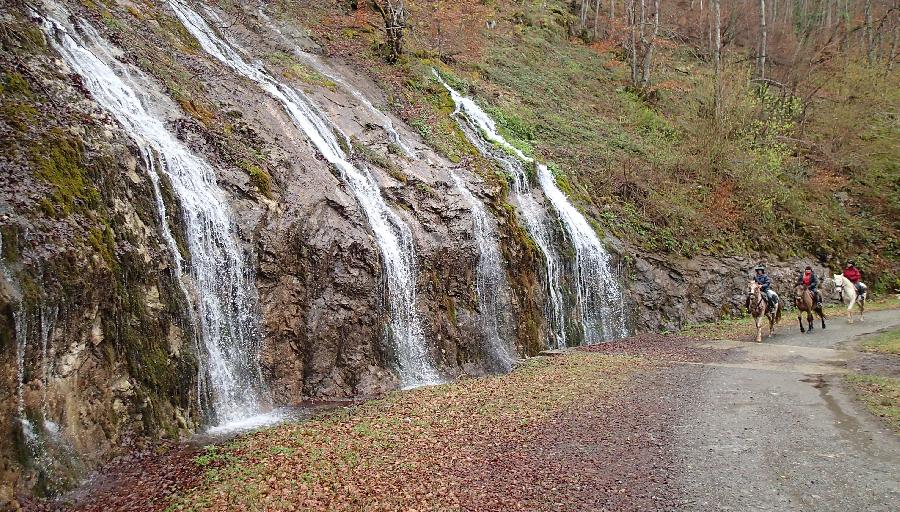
top-left (747, 279), bottom-right (760, 297)
top-left (832, 274), bottom-right (845, 300)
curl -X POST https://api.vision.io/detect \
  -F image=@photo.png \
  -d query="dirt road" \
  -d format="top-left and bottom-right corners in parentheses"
top-left (675, 309), bottom-right (900, 511)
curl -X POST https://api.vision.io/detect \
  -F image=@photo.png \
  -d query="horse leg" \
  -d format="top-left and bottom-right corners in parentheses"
top-left (819, 308), bottom-right (826, 329)
top-left (807, 311), bottom-right (814, 332)
top-left (860, 298), bottom-right (865, 321)
top-left (756, 317), bottom-right (763, 342)
top-left (847, 299), bottom-right (855, 324)
top-left (797, 313), bottom-right (805, 333)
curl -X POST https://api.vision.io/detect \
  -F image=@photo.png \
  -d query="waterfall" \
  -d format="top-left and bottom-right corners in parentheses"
top-left (434, 70), bottom-right (628, 344)
top-left (536, 165), bottom-right (627, 341)
top-left (252, 4), bottom-right (516, 370)
top-left (166, 0), bottom-right (441, 387)
top-left (39, 304), bottom-right (57, 420)
top-left (434, 71), bottom-right (569, 348)
top-left (39, 3), bottom-right (270, 429)
top-left (253, 4), bottom-right (416, 158)
top-left (450, 173), bottom-right (516, 371)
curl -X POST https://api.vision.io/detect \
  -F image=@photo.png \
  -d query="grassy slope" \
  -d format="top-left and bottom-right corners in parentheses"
top-left (859, 326), bottom-right (900, 355)
top-left (274, 0), bottom-right (898, 289)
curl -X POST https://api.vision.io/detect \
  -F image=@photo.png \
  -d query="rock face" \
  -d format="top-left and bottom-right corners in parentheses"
top-left (625, 250), bottom-right (837, 332)
top-left (0, 0), bottom-right (845, 506)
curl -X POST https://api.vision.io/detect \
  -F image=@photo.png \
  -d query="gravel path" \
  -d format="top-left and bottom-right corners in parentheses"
top-left (675, 309), bottom-right (900, 511)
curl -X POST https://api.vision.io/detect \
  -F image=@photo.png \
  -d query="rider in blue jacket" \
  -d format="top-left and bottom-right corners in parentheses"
top-left (753, 265), bottom-right (777, 311)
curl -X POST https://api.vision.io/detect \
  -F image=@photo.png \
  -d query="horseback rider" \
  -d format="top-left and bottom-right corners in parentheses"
top-left (796, 265), bottom-right (822, 308)
top-left (842, 260), bottom-right (865, 296)
top-left (752, 265), bottom-right (778, 312)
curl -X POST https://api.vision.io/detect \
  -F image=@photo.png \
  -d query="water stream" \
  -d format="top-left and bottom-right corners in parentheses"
top-left (450, 173), bottom-right (515, 370)
top-left (434, 72), bottom-right (569, 347)
top-left (434, 71), bottom-right (628, 344)
top-left (40, 2), bottom-right (270, 429)
top-left (167, 0), bottom-right (441, 386)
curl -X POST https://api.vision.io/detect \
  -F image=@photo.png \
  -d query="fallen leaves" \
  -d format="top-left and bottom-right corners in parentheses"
top-left (172, 353), bottom-right (646, 511)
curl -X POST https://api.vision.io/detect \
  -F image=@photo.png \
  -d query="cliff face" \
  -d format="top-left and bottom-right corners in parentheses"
top-left (0, 0), bottom-right (854, 506)
top-left (0, 1), bottom-right (547, 502)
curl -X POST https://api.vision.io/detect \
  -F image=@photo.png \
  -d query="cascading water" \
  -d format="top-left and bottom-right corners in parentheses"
top-left (253, 4), bottom-right (416, 158)
top-left (434, 70), bottom-right (628, 344)
top-left (39, 304), bottom-right (57, 419)
top-left (536, 164), bottom-right (628, 341)
top-left (252, 5), bottom-right (516, 370)
top-left (433, 72), bottom-right (569, 348)
top-left (39, 2), bottom-right (270, 429)
top-left (167, 0), bottom-right (441, 386)
top-left (450, 173), bottom-right (516, 371)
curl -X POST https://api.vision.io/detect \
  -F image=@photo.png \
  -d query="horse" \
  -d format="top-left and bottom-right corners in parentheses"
top-left (832, 274), bottom-right (867, 324)
top-left (747, 280), bottom-right (782, 342)
top-left (792, 284), bottom-right (825, 332)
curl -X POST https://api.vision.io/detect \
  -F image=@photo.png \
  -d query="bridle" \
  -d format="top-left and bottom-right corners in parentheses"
top-left (748, 283), bottom-right (766, 313)
top-left (834, 277), bottom-right (845, 303)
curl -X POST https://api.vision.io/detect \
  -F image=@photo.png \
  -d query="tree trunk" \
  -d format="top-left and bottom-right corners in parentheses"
top-left (372, 0), bottom-right (406, 64)
top-left (758, 0), bottom-right (767, 79)
top-left (713, 0), bottom-right (722, 121)
top-left (628, 0), bottom-right (639, 85)
top-left (865, 0), bottom-right (874, 63)
top-left (640, 0), bottom-right (661, 87)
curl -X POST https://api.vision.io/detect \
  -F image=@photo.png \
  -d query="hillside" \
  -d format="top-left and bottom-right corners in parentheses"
top-left (287, 0), bottom-right (899, 286)
top-left (0, 0), bottom-right (897, 505)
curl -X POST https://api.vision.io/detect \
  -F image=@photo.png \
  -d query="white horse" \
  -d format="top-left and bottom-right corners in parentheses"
top-left (832, 274), bottom-right (867, 324)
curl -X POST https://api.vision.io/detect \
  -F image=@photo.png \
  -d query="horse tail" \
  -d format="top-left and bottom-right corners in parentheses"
top-left (776, 302), bottom-right (782, 323)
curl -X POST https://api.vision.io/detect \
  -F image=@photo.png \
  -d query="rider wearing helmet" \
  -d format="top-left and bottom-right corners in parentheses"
top-left (753, 265), bottom-right (777, 312)
top-left (843, 260), bottom-right (864, 296)
top-left (797, 265), bottom-right (822, 308)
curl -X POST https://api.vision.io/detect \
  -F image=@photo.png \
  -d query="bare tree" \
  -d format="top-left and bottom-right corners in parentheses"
top-left (639, 0), bottom-right (661, 87)
top-left (758, 0), bottom-right (767, 79)
top-left (713, 0), bottom-right (722, 120)
top-left (372, 0), bottom-right (407, 64)
top-left (865, 0), bottom-right (875, 62)
top-left (627, 0), bottom-right (639, 84)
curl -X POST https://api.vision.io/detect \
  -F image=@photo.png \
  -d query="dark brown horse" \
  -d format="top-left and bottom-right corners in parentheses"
top-left (793, 285), bottom-right (826, 332)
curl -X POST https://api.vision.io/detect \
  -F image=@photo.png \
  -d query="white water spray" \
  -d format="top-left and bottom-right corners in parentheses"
top-left (39, 2), bottom-right (269, 428)
top-left (167, 0), bottom-right (441, 386)
top-left (434, 71), bottom-right (570, 347)
top-left (450, 173), bottom-right (516, 370)
top-left (536, 165), bottom-right (627, 341)
top-left (434, 70), bottom-right (628, 344)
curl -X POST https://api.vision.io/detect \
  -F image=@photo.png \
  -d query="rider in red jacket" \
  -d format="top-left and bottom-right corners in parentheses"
top-left (843, 261), bottom-right (864, 295)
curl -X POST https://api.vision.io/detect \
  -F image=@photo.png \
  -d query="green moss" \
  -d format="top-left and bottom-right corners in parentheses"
top-left (238, 161), bottom-right (273, 198)
top-left (87, 225), bottom-right (117, 269)
top-left (31, 129), bottom-right (101, 216)
top-left (351, 140), bottom-right (407, 183)
top-left (266, 52), bottom-right (336, 89)
top-left (3, 71), bottom-right (33, 97)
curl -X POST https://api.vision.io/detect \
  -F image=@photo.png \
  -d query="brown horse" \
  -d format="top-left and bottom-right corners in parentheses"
top-left (747, 280), bottom-right (782, 342)
top-left (793, 285), bottom-right (826, 332)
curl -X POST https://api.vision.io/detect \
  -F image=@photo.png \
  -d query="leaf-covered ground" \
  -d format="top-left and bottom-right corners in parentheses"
top-left (845, 374), bottom-right (900, 433)
top-left (172, 353), bottom-right (641, 511)
top-left (147, 335), bottom-right (710, 512)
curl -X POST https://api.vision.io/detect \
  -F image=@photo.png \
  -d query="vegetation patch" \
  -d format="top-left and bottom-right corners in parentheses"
top-left (845, 374), bottom-right (900, 433)
top-left (859, 327), bottom-right (900, 355)
top-left (30, 129), bottom-right (102, 217)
